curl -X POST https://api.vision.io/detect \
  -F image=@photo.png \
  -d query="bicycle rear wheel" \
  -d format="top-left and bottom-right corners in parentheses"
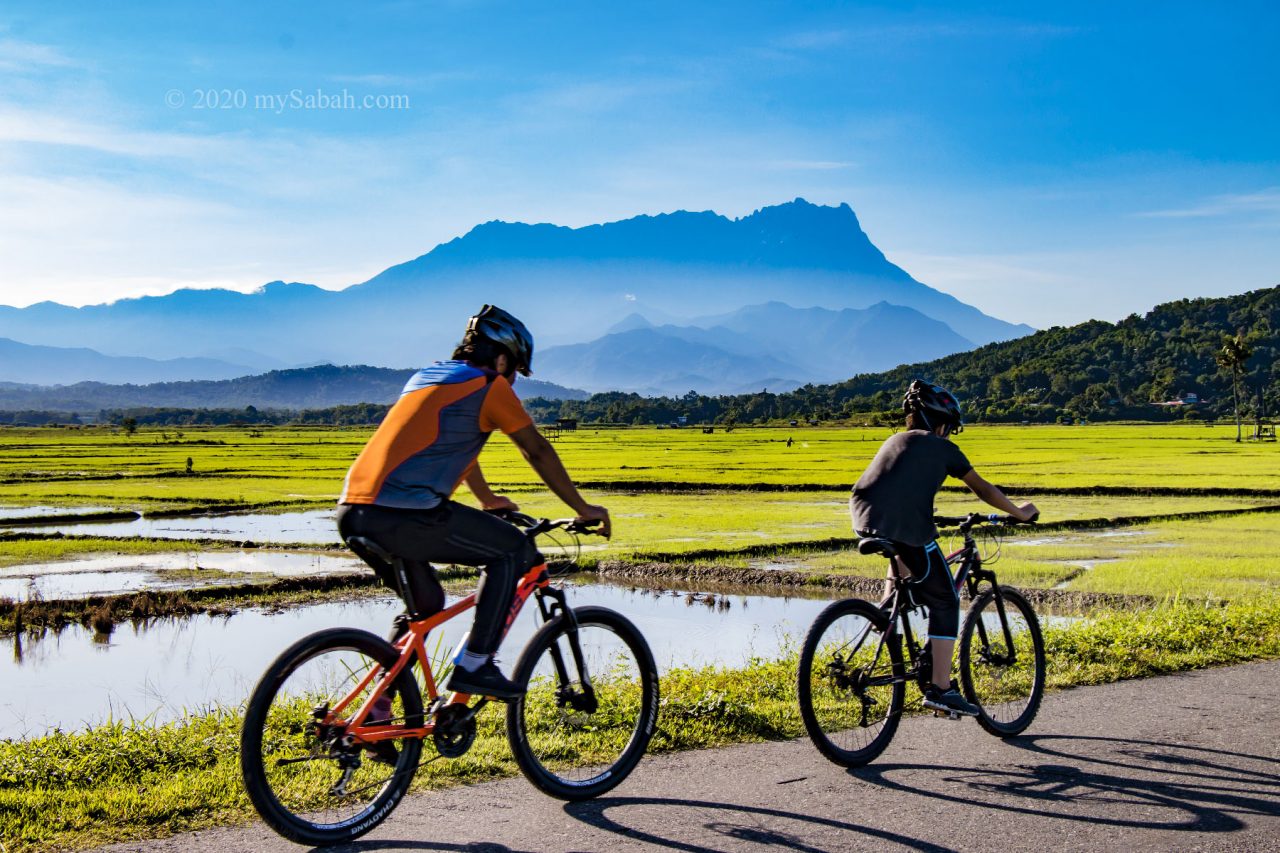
top-left (958, 587), bottom-right (1045, 737)
top-left (797, 598), bottom-right (904, 767)
top-left (507, 606), bottom-right (659, 800)
top-left (241, 627), bottom-right (424, 845)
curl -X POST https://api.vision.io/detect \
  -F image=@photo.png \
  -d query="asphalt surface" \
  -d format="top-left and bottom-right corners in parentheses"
top-left (100, 659), bottom-right (1280, 852)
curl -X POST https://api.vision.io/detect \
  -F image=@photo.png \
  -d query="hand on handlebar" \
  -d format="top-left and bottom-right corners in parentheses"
top-left (1014, 501), bottom-right (1039, 523)
top-left (481, 495), bottom-right (520, 513)
top-left (575, 503), bottom-right (611, 538)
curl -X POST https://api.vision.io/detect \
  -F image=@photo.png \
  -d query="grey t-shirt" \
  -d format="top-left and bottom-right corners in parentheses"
top-left (850, 430), bottom-right (974, 546)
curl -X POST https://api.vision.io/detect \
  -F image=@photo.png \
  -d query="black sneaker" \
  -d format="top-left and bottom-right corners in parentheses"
top-left (923, 682), bottom-right (979, 716)
top-left (446, 660), bottom-right (524, 701)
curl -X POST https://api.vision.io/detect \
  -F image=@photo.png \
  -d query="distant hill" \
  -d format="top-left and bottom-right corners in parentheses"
top-left (0, 365), bottom-right (587, 412)
top-left (0, 337), bottom-right (257, 385)
top-left (525, 285), bottom-right (1280, 424)
top-left (539, 301), bottom-right (975, 395)
top-left (0, 200), bottom-right (1031, 371)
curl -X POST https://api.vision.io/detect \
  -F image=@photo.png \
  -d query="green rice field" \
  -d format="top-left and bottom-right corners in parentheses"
top-left (2, 421), bottom-right (1279, 851)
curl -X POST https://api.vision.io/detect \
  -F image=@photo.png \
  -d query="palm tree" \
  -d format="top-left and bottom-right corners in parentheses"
top-left (1215, 333), bottom-right (1254, 442)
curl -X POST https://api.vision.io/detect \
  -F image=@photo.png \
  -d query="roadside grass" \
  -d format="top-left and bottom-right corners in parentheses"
top-left (2, 597), bottom-right (1278, 853)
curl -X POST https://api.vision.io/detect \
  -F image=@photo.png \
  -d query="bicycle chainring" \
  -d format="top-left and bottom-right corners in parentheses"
top-left (432, 703), bottom-right (477, 759)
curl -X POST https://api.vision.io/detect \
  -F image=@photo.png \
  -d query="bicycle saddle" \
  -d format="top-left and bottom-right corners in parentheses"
top-left (346, 535), bottom-right (397, 565)
top-left (856, 537), bottom-right (898, 559)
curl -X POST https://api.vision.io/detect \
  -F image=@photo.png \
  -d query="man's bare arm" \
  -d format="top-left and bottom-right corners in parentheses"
top-left (507, 425), bottom-right (611, 536)
top-left (463, 462), bottom-right (518, 512)
top-left (961, 469), bottom-right (1038, 521)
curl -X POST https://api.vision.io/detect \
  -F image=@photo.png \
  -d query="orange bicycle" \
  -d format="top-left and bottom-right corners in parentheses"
top-left (240, 512), bottom-right (659, 846)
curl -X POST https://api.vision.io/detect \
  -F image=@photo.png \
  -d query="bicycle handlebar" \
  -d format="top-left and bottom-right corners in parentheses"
top-left (488, 509), bottom-right (604, 538)
top-left (934, 511), bottom-right (1039, 531)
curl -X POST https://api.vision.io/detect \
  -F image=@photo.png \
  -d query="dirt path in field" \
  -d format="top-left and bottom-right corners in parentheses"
top-left (99, 659), bottom-right (1280, 853)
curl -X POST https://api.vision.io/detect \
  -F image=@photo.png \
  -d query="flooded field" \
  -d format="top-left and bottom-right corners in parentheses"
top-left (9, 508), bottom-right (339, 544)
top-left (0, 550), bottom-right (367, 602)
top-left (0, 505), bottom-right (121, 521)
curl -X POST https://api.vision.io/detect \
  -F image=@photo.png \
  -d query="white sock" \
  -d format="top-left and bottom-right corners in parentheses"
top-left (457, 650), bottom-right (488, 672)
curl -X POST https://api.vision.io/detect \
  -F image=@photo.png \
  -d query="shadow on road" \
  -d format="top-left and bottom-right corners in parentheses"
top-left (563, 796), bottom-right (954, 852)
top-left (316, 841), bottom-right (540, 853)
top-left (851, 733), bottom-right (1280, 835)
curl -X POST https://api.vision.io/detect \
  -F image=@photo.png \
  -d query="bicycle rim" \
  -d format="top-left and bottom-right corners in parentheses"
top-left (508, 606), bottom-right (658, 800)
top-left (959, 587), bottom-right (1046, 737)
top-left (798, 599), bottom-right (904, 767)
top-left (241, 628), bottom-right (423, 845)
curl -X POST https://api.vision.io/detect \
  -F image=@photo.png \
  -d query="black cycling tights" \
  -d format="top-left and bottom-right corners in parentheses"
top-left (337, 502), bottom-right (542, 656)
top-left (893, 540), bottom-right (960, 640)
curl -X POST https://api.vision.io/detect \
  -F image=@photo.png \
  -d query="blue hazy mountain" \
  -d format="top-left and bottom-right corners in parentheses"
top-left (0, 364), bottom-right (586, 412)
top-left (0, 200), bottom-right (1032, 374)
top-left (0, 337), bottom-right (257, 385)
top-left (539, 301), bottom-right (976, 395)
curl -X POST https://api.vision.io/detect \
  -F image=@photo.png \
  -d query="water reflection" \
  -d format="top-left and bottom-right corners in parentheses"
top-left (9, 509), bottom-right (339, 544)
top-left (0, 581), bottom-right (833, 739)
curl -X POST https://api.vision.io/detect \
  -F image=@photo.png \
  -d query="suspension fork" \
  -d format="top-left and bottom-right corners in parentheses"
top-left (964, 553), bottom-right (1018, 661)
top-left (535, 586), bottom-right (597, 702)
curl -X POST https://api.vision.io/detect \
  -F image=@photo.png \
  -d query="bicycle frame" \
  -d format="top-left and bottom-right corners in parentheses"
top-left (856, 525), bottom-right (1018, 694)
top-left (321, 559), bottom-right (561, 744)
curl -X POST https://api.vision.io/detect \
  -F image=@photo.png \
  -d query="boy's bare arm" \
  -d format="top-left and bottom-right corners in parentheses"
top-left (961, 469), bottom-right (1038, 521)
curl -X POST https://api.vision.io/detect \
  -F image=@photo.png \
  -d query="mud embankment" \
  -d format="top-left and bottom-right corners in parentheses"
top-left (592, 560), bottom-right (1155, 611)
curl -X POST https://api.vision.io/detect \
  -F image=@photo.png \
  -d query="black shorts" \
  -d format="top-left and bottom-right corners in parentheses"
top-left (895, 540), bottom-right (960, 640)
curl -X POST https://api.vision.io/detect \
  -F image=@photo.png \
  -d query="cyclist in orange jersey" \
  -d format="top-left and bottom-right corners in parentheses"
top-left (337, 305), bottom-right (610, 699)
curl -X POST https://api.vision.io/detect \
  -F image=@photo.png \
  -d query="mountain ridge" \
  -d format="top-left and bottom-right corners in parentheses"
top-left (0, 200), bottom-right (1032, 372)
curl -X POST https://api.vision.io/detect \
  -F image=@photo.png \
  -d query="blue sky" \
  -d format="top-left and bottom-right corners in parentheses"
top-left (1, 0), bottom-right (1277, 327)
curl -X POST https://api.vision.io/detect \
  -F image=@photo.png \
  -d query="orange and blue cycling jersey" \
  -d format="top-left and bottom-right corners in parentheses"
top-left (340, 361), bottom-right (533, 509)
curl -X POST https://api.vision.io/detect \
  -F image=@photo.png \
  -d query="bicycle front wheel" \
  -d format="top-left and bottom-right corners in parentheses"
top-left (959, 587), bottom-right (1046, 737)
top-left (797, 598), bottom-right (904, 767)
top-left (507, 605), bottom-right (659, 800)
top-left (241, 627), bottom-right (424, 846)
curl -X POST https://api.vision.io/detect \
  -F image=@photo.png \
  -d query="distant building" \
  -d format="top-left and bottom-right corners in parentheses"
top-left (556, 418), bottom-right (578, 431)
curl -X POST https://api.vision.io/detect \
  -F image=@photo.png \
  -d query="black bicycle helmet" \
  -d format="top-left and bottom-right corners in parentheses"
top-left (465, 305), bottom-right (534, 376)
top-left (903, 379), bottom-right (964, 434)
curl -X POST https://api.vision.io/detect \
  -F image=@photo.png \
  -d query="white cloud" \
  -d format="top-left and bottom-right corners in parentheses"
top-left (1137, 188), bottom-right (1280, 220)
top-left (0, 37), bottom-right (76, 72)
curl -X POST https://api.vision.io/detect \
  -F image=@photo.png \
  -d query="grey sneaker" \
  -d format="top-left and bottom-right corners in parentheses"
top-left (923, 682), bottom-right (979, 716)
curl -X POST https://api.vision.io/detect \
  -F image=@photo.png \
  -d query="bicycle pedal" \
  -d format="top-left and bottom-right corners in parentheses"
top-left (933, 710), bottom-right (963, 721)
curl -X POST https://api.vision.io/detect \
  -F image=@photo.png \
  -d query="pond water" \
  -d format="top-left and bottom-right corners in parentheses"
top-left (0, 579), bottom-right (1078, 739)
top-left (0, 582), bottom-right (831, 738)
top-left (0, 551), bottom-right (367, 602)
top-left (12, 509), bottom-right (340, 544)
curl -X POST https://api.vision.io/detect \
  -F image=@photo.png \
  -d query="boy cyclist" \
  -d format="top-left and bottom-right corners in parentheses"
top-left (850, 381), bottom-right (1037, 716)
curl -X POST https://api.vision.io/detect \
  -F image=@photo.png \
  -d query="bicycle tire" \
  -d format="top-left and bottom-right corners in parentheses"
top-left (241, 627), bottom-right (424, 845)
top-left (797, 598), bottom-right (905, 767)
top-left (959, 586), bottom-right (1045, 737)
top-left (507, 606), bottom-right (659, 800)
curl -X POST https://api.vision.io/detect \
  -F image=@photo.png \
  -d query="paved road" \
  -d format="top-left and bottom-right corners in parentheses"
top-left (102, 660), bottom-right (1280, 852)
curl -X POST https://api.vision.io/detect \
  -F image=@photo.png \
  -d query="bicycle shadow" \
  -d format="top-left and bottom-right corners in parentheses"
top-left (562, 795), bottom-right (955, 852)
top-left (317, 841), bottom-right (539, 853)
top-left (850, 733), bottom-right (1280, 835)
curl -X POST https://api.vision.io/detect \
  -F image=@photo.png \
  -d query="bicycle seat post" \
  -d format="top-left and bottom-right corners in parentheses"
top-left (347, 535), bottom-right (427, 622)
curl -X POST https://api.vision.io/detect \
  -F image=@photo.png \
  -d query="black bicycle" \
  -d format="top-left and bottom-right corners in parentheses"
top-left (797, 513), bottom-right (1046, 767)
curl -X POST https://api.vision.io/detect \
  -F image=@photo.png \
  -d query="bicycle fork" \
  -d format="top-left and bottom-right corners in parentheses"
top-left (534, 587), bottom-right (599, 714)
